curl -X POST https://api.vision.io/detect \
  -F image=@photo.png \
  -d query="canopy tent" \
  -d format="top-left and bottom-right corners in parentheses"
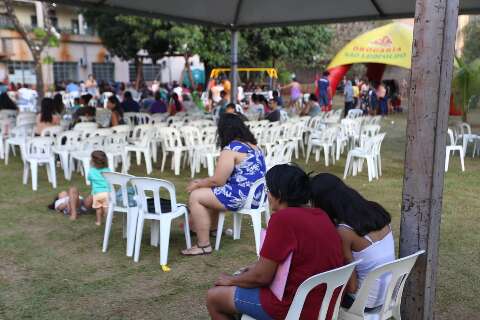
top-left (327, 22), bottom-right (413, 93)
top-left (41, 0), bottom-right (480, 319)
top-left (49, 0), bottom-right (479, 28)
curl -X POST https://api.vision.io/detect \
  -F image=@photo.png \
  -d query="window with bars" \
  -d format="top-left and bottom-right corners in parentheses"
top-left (6, 61), bottom-right (36, 84)
top-left (92, 63), bottom-right (115, 83)
top-left (128, 63), bottom-right (161, 82)
top-left (53, 62), bottom-right (79, 83)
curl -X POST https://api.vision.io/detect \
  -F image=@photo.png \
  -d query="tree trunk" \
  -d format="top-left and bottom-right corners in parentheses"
top-left (33, 53), bottom-right (44, 105)
top-left (399, 0), bottom-right (459, 319)
top-left (134, 57), bottom-right (143, 90)
top-left (185, 53), bottom-right (195, 90)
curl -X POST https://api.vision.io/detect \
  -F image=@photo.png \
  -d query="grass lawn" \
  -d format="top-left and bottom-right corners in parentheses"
top-left (1, 109), bottom-right (479, 319)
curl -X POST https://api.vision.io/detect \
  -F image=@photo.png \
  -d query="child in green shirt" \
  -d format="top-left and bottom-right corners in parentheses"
top-left (88, 151), bottom-right (111, 226)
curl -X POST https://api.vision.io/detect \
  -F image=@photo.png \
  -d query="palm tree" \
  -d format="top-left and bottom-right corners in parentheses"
top-left (452, 57), bottom-right (480, 122)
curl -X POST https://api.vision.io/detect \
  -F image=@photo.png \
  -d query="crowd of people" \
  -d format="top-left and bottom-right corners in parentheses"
top-left (42, 110), bottom-right (394, 320)
top-left (2, 73), bottom-right (399, 319)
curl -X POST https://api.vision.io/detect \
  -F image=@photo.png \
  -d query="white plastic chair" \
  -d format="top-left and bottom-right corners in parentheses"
top-left (159, 127), bottom-right (188, 176)
top-left (52, 130), bottom-right (83, 180)
top-left (456, 122), bottom-right (479, 157)
top-left (215, 179), bottom-right (269, 255)
top-left (104, 133), bottom-right (129, 171)
top-left (445, 128), bottom-right (465, 172)
top-left (265, 141), bottom-right (296, 170)
top-left (5, 124), bottom-right (34, 164)
top-left (22, 137), bottom-right (56, 191)
top-left (306, 127), bottom-right (338, 166)
top-left (338, 251), bottom-right (425, 320)
top-left (344, 134), bottom-right (385, 182)
top-left (122, 127), bottom-right (154, 175)
top-left (102, 172), bottom-right (137, 257)
top-left (69, 136), bottom-right (105, 185)
top-left (131, 177), bottom-right (192, 269)
top-left (241, 261), bottom-right (360, 320)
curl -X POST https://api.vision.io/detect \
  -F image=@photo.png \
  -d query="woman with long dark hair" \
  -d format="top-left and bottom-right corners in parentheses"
top-left (106, 95), bottom-right (125, 126)
top-left (182, 114), bottom-right (266, 256)
top-left (310, 173), bottom-right (395, 310)
top-left (34, 97), bottom-right (60, 135)
top-left (207, 164), bottom-right (343, 320)
top-left (168, 92), bottom-right (184, 116)
top-left (52, 93), bottom-right (65, 115)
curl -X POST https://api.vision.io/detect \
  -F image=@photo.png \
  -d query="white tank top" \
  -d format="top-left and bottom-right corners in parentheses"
top-left (338, 224), bottom-right (395, 308)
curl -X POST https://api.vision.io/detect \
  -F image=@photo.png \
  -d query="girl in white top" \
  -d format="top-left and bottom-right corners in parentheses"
top-left (310, 173), bottom-right (395, 309)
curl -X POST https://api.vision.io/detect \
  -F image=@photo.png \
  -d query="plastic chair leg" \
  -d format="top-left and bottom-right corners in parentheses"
top-left (102, 204), bottom-right (115, 253)
top-left (31, 161), bottom-right (38, 191)
top-left (83, 161), bottom-right (91, 186)
top-left (23, 162), bottom-right (29, 184)
top-left (126, 207), bottom-right (139, 257)
top-left (215, 212), bottom-right (226, 251)
top-left (343, 154), bottom-right (351, 179)
top-left (133, 214), bottom-right (145, 263)
top-left (250, 213), bottom-right (262, 256)
top-left (159, 219), bottom-right (173, 266)
top-left (324, 146), bottom-right (329, 166)
top-left (174, 151), bottom-right (181, 175)
top-left (49, 160), bottom-right (57, 188)
top-left (460, 152), bottom-right (465, 172)
top-left (136, 151), bottom-right (141, 165)
top-left (206, 155), bottom-right (214, 177)
top-left (183, 211), bottom-right (192, 249)
top-left (233, 213), bottom-right (242, 240)
top-left (160, 151), bottom-right (167, 172)
top-left (144, 151), bottom-right (153, 175)
top-left (151, 221), bottom-right (159, 247)
top-left (445, 153), bottom-right (449, 172)
top-left (305, 143), bottom-right (312, 163)
top-left (5, 142), bottom-right (9, 165)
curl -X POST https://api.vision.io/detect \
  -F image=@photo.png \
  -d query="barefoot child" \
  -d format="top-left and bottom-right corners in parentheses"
top-left (88, 151), bottom-right (111, 226)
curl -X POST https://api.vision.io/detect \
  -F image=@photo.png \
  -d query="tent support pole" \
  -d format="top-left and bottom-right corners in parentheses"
top-left (230, 29), bottom-right (239, 103)
top-left (399, 0), bottom-right (459, 319)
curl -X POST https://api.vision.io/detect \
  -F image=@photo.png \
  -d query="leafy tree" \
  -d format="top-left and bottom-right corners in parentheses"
top-left (452, 57), bottom-right (480, 122)
top-left (243, 26), bottom-right (332, 68)
top-left (2, 0), bottom-right (59, 101)
top-left (462, 20), bottom-right (480, 64)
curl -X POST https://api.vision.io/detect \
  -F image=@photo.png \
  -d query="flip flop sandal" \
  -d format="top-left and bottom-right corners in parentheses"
top-left (181, 244), bottom-right (213, 256)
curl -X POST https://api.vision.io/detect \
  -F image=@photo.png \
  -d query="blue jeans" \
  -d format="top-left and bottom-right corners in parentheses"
top-left (234, 287), bottom-right (272, 320)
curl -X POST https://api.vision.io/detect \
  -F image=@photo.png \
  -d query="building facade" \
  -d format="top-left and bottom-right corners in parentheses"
top-left (0, 1), bottom-right (203, 88)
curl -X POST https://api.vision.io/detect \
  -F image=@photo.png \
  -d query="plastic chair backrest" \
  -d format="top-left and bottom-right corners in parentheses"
top-left (241, 178), bottom-right (267, 210)
top-left (105, 133), bottom-right (128, 146)
top-left (25, 137), bottom-right (53, 158)
top-left (347, 109), bottom-right (363, 119)
top-left (130, 177), bottom-right (178, 214)
top-left (180, 126), bottom-right (202, 146)
top-left (40, 125), bottom-right (63, 137)
top-left (81, 135), bottom-right (105, 151)
top-left (161, 127), bottom-right (183, 148)
top-left (447, 128), bottom-right (455, 146)
top-left (73, 122), bottom-right (98, 132)
top-left (201, 127), bottom-right (217, 145)
top-left (347, 251), bottom-right (425, 318)
top-left (112, 124), bottom-right (131, 134)
top-left (273, 141), bottom-right (295, 165)
top-left (16, 112), bottom-right (36, 126)
top-left (91, 128), bottom-right (113, 137)
top-left (102, 172), bottom-right (134, 208)
top-left (285, 260), bottom-right (360, 320)
top-left (10, 124), bottom-right (33, 138)
top-left (55, 130), bottom-right (82, 149)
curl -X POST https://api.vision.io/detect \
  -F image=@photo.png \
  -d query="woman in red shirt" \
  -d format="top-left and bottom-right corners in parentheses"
top-left (206, 164), bottom-right (344, 320)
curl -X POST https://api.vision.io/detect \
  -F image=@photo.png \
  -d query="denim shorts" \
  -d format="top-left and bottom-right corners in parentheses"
top-left (234, 287), bottom-right (272, 320)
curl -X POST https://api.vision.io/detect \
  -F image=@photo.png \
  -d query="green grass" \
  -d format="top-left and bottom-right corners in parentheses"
top-left (1, 110), bottom-right (479, 319)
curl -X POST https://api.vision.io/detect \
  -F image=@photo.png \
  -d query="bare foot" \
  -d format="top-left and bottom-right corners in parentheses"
top-left (95, 221), bottom-right (101, 226)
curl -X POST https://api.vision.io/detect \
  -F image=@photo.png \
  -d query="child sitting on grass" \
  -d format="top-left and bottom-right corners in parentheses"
top-left (88, 150), bottom-right (111, 226)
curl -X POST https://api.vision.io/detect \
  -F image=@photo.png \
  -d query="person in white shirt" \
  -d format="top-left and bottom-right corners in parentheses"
top-left (17, 84), bottom-right (38, 112)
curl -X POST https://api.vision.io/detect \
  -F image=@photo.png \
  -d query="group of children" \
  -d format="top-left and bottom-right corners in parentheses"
top-left (51, 150), bottom-right (111, 226)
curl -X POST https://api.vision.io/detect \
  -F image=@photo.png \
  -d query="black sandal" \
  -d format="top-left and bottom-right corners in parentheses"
top-left (181, 244), bottom-right (213, 256)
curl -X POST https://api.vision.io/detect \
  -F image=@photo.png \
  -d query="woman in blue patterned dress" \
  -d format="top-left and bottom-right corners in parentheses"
top-left (182, 114), bottom-right (266, 256)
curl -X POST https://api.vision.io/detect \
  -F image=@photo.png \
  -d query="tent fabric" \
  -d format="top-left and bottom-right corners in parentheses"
top-left (327, 22), bottom-right (413, 70)
top-left (46, 0), bottom-right (480, 29)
